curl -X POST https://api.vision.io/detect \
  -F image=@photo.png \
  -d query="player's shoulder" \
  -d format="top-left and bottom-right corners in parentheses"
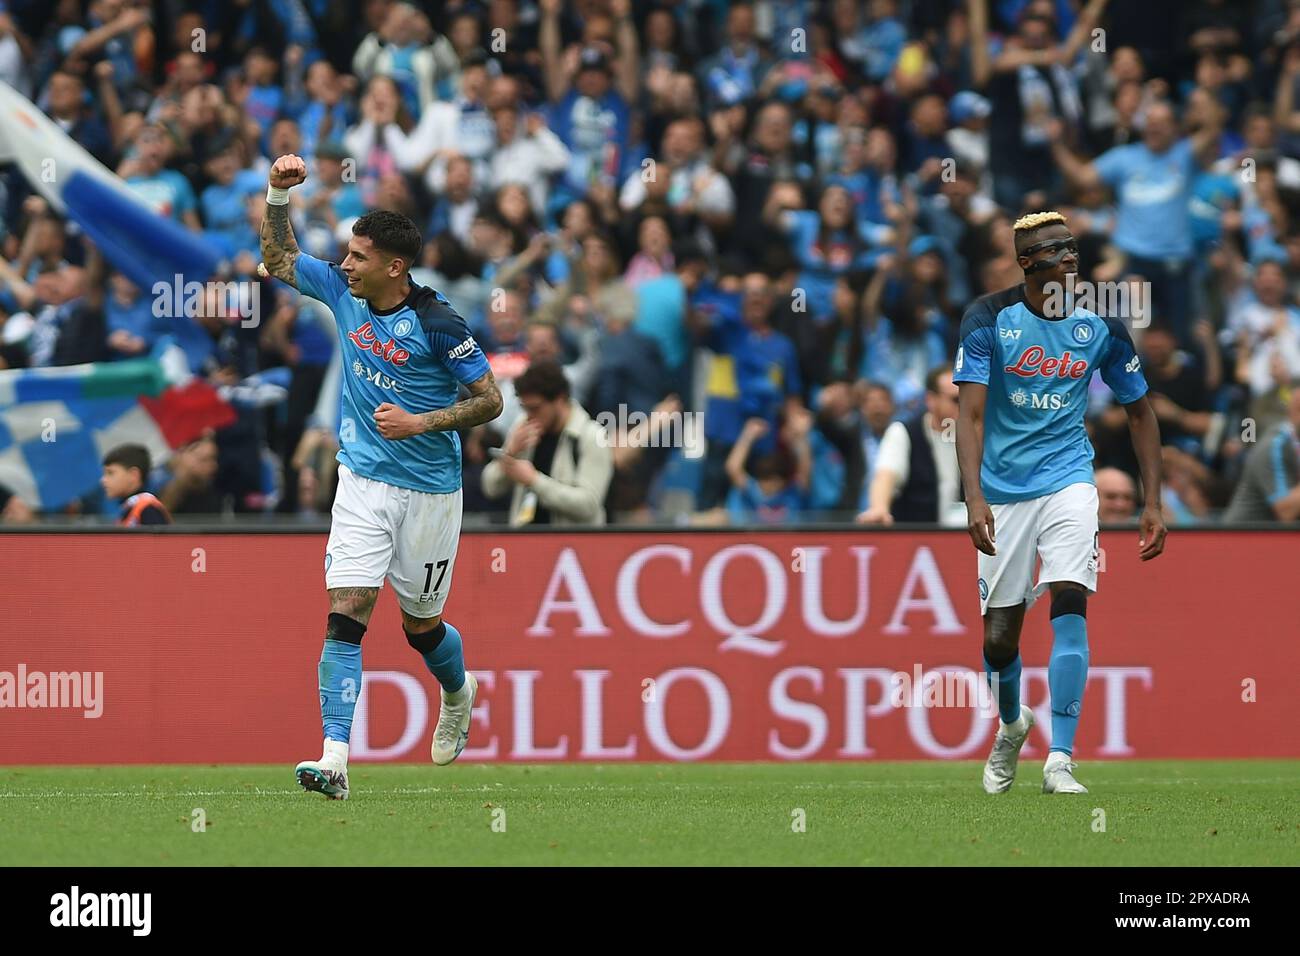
top-left (408, 284), bottom-right (471, 336)
top-left (959, 284), bottom-right (1025, 339)
top-left (1098, 314), bottom-right (1138, 350)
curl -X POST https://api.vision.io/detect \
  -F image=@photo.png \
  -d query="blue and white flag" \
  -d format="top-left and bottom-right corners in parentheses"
top-left (0, 82), bottom-right (224, 291)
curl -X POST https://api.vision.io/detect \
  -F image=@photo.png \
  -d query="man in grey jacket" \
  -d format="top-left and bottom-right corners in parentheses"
top-left (481, 360), bottom-right (613, 525)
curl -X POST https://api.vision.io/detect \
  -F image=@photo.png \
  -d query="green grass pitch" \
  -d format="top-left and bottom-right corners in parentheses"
top-left (3, 761), bottom-right (1297, 866)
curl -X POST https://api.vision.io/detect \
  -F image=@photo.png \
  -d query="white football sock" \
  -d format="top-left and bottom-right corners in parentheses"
top-left (323, 739), bottom-right (349, 765)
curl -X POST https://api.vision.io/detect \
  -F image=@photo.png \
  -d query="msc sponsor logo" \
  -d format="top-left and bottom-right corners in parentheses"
top-left (352, 360), bottom-right (405, 392)
top-left (1004, 346), bottom-right (1088, 379)
top-left (1010, 388), bottom-right (1070, 410)
top-left (348, 321), bottom-right (411, 366)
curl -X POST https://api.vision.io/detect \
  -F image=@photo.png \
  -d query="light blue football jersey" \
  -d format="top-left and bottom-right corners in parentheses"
top-left (952, 284), bottom-right (1148, 504)
top-left (295, 253), bottom-right (490, 494)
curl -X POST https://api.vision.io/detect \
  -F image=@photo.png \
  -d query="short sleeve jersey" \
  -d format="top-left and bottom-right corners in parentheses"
top-left (295, 254), bottom-right (490, 494)
top-left (953, 284), bottom-right (1148, 503)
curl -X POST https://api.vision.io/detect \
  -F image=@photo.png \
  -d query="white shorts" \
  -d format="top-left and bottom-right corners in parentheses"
top-left (977, 481), bottom-right (1099, 615)
top-left (325, 463), bottom-right (463, 618)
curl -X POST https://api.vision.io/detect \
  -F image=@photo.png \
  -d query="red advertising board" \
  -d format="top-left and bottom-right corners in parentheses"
top-left (0, 531), bottom-right (1295, 764)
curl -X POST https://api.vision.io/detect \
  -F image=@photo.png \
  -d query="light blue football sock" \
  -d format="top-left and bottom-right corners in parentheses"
top-left (415, 622), bottom-right (466, 694)
top-left (984, 652), bottom-right (1023, 725)
top-left (319, 638), bottom-right (363, 744)
top-left (1048, 614), bottom-right (1089, 756)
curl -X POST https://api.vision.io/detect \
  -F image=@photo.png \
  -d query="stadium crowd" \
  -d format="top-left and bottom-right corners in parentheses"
top-left (1, 0), bottom-right (1299, 526)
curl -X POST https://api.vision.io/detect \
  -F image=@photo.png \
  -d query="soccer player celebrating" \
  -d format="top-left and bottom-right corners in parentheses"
top-left (953, 212), bottom-right (1166, 795)
top-left (259, 154), bottom-right (503, 800)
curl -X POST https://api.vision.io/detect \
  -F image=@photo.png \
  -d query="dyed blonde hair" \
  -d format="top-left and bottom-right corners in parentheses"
top-left (1013, 211), bottom-right (1068, 255)
top-left (1013, 211), bottom-right (1068, 233)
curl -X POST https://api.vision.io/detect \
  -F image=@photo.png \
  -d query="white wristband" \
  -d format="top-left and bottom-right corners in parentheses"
top-left (266, 185), bottom-right (290, 205)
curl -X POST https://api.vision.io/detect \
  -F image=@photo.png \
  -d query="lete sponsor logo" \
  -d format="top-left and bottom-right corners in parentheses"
top-left (348, 321), bottom-right (411, 366)
top-left (1004, 346), bottom-right (1088, 379)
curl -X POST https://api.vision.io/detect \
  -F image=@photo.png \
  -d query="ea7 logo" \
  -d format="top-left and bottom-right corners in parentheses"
top-left (1125, 354), bottom-right (1141, 373)
top-left (999, 328), bottom-right (1022, 339)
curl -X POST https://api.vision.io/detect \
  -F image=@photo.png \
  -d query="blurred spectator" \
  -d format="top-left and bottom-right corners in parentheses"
top-left (725, 413), bottom-right (811, 525)
top-left (351, 1), bottom-right (457, 119)
top-left (101, 443), bottom-right (171, 525)
top-left (1230, 260), bottom-right (1300, 404)
top-left (857, 379), bottom-right (898, 501)
top-left (1223, 388), bottom-right (1300, 522)
top-left (487, 104), bottom-right (571, 216)
top-left (971, 0), bottom-right (1106, 211)
top-left (808, 379), bottom-right (865, 514)
top-left (623, 215), bottom-right (674, 286)
top-left (539, 0), bottom-right (638, 208)
top-left (0, 483), bottom-right (36, 524)
top-left (104, 272), bottom-right (160, 359)
top-left (495, 318), bottom-right (598, 435)
top-left (1139, 324), bottom-right (1213, 455)
top-left (43, 69), bottom-right (111, 163)
top-left (696, 2), bottom-right (773, 110)
top-left (634, 239), bottom-right (709, 394)
top-left (697, 270), bottom-right (804, 509)
top-left (1050, 97), bottom-right (1223, 343)
top-left (857, 364), bottom-right (962, 526)
top-left (482, 360), bottom-right (613, 525)
top-left (1095, 466), bottom-right (1138, 523)
top-left (620, 115), bottom-right (735, 232)
top-left (538, 231), bottom-right (635, 330)
top-left (588, 306), bottom-right (666, 420)
top-left (152, 434), bottom-right (222, 516)
top-left (121, 124), bottom-right (201, 229)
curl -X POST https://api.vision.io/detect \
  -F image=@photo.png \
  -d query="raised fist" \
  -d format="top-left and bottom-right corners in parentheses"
top-left (269, 154), bottom-right (308, 189)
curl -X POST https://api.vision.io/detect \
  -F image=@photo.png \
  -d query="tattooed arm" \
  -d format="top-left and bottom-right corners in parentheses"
top-left (259, 154), bottom-right (307, 288)
top-left (373, 371), bottom-right (504, 439)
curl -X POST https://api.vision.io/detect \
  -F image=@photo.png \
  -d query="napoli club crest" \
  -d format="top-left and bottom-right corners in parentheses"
top-left (978, 578), bottom-right (989, 600)
top-left (393, 317), bottom-right (414, 337)
top-left (1072, 322), bottom-right (1093, 345)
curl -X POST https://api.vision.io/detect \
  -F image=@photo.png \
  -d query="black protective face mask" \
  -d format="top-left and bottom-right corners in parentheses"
top-left (1020, 237), bottom-right (1079, 275)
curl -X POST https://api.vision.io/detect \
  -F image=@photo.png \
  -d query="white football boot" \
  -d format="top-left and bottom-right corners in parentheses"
top-left (982, 704), bottom-right (1035, 794)
top-left (1042, 751), bottom-right (1089, 794)
top-left (295, 746), bottom-right (350, 800)
top-left (432, 671), bottom-right (478, 766)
